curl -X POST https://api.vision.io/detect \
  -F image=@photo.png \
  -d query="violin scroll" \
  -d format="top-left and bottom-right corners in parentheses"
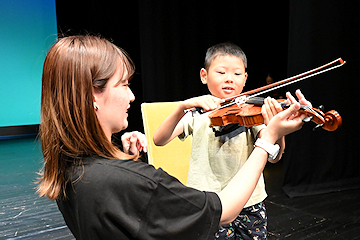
top-left (322, 110), bottom-right (342, 131)
top-left (298, 105), bottom-right (342, 131)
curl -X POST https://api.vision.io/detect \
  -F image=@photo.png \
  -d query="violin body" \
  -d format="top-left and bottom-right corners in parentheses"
top-left (209, 104), bottom-right (263, 127)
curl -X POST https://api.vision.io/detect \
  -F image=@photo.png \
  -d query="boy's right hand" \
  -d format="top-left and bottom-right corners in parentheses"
top-left (154, 95), bottom-right (221, 146)
top-left (181, 95), bottom-right (222, 113)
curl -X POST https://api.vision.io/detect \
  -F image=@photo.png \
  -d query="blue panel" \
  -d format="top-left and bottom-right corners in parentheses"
top-left (0, 0), bottom-right (57, 127)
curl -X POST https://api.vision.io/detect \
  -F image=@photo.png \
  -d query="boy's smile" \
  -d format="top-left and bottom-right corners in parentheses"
top-left (200, 55), bottom-right (248, 99)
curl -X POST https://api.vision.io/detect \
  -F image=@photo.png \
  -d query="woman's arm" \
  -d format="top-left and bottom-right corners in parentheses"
top-left (259, 90), bottom-right (312, 163)
top-left (218, 100), bottom-right (305, 225)
top-left (259, 96), bottom-right (286, 163)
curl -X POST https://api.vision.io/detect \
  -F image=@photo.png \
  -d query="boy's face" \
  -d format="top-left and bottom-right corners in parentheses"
top-left (200, 55), bottom-right (248, 99)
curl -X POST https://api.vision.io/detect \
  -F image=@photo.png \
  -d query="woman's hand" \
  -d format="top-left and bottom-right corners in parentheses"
top-left (261, 102), bottom-right (305, 144)
top-left (262, 89), bottom-right (312, 124)
top-left (285, 89), bottom-right (312, 120)
top-left (286, 89), bottom-right (312, 107)
top-left (121, 131), bottom-right (148, 155)
top-left (262, 97), bottom-right (283, 125)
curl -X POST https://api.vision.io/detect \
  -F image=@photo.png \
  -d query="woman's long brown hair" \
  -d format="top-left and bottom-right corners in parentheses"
top-left (37, 35), bottom-right (136, 200)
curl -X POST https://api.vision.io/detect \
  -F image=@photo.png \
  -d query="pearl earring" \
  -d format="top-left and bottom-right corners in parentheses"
top-left (94, 102), bottom-right (99, 110)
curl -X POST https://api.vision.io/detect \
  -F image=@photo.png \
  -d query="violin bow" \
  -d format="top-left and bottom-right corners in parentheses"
top-left (223, 58), bottom-right (346, 103)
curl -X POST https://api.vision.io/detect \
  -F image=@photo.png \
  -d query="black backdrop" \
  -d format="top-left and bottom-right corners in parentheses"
top-left (56, 0), bottom-right (360, 197)
top-left (284, 1), bottom-right (360, 197)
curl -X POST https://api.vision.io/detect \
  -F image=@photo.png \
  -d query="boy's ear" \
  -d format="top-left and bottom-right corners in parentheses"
top-left (200, 68), bottom-right (207, 84)
top-left (244, 72), bottom-right (248, 86)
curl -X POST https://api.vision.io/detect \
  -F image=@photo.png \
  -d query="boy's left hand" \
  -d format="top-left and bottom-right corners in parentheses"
top-left (121, 131), bottom-right (148, 155)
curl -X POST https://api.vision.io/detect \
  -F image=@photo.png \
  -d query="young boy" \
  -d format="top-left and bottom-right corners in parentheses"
top-left (153, 42), bottom-right (285, 239)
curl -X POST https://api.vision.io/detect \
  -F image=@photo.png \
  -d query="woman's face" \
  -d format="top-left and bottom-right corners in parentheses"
top-left (93, 65), bottom-right (135, 141)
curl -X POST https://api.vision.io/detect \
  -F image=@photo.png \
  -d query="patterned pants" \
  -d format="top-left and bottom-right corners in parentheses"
top-left (215, 202), bottom-right (267, 240)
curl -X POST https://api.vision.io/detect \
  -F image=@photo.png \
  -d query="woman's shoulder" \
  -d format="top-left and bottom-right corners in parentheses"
top-left (81, 155), bottom-right (160, 181)
top-left (66, 156), bottom-right (164, 200)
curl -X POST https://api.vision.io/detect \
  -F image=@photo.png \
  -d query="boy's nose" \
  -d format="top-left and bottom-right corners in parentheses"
top-left (225, 75), bottom-right (234, 83)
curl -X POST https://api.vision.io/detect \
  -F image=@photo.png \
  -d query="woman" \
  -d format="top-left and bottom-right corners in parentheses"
top-left (37, 35), bottom-right (307, 240)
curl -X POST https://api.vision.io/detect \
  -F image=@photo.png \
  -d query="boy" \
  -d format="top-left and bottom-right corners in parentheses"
top-left (153, 42), bottom-right (285, 239)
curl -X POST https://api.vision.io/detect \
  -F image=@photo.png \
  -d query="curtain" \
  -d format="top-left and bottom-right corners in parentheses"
top-left (56, 0), bottom-right (359, 197)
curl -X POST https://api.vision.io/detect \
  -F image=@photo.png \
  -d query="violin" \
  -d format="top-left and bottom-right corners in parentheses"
top-left (208, 96), bottom-right (342, 131)
top-left (208, 58), bottom-right (345, 131)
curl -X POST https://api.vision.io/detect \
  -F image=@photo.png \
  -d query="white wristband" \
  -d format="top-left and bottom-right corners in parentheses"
top-left (254, 138), bottom-right (280, 160)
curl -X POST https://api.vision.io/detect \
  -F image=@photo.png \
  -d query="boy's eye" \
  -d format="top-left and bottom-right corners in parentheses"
top-left (217, 71), bottom-right (225, 74)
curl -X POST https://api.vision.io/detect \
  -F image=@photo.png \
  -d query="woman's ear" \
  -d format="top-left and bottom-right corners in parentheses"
top-left (200, 68), bottom-right (208, 84)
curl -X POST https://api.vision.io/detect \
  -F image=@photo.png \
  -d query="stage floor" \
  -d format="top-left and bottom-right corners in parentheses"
top-left (264, 161), bottom-right (360, 239)
top-left (0, 137), bottom-right (73, 239)
top-left (1, 137), bottom-right (359, 239)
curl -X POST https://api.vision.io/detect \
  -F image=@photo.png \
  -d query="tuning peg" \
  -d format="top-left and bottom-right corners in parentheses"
top-left (318, 105), bottom-right (325, 112)
top-left (313, 124), bottom-right (324, 131)
top-left (303, 116), bottom-right (313, 123)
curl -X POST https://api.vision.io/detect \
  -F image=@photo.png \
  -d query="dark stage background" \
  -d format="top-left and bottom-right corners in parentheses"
top-left (56, 0), bottom-right (360, 197)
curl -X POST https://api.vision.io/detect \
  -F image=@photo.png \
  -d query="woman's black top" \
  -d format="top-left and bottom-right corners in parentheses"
top-left (57, 156), bottom-right (222, 240)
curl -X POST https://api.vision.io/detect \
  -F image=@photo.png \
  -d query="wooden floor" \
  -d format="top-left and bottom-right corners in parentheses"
top-left (0, 137), bottom-right (359, 239)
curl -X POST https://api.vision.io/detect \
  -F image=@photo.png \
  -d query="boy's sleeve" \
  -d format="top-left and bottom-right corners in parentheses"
top-left (178, 112), bottom-right (194, 141)
top-left (252, 124), bottom-right (266, 139)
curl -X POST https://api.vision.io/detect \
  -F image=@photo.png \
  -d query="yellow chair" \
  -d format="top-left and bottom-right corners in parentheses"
top-left (141, 102), bottom-right (192, 185)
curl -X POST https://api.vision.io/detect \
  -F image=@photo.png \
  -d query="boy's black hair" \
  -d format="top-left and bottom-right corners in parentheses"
top-left (204, 42), bottom-right (247, 70)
